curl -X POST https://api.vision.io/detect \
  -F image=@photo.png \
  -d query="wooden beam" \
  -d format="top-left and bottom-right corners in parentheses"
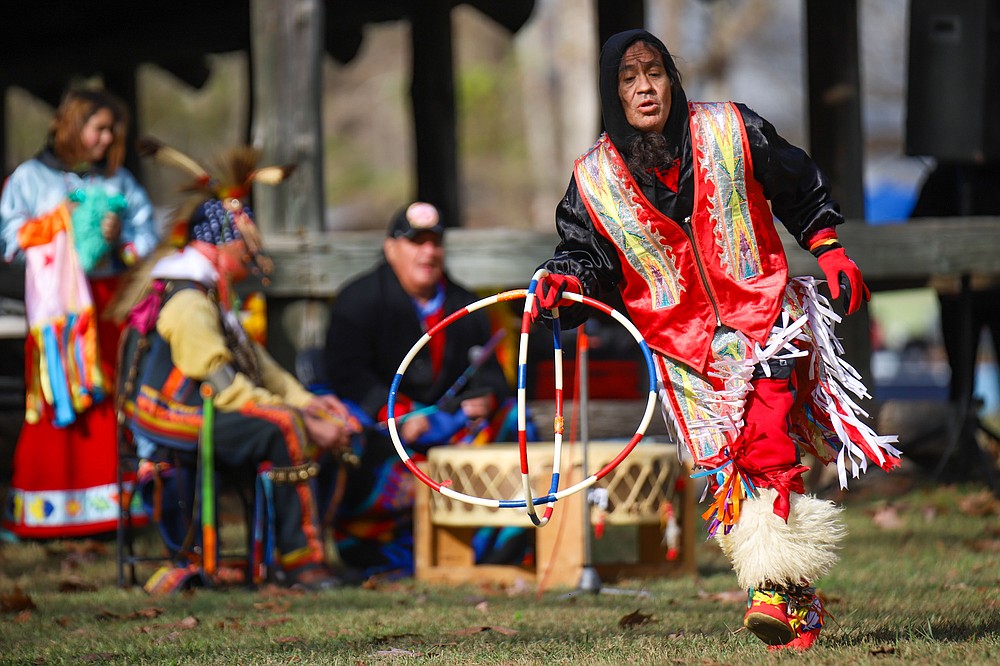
top-left (263, 217), bottom-right (1000, 297)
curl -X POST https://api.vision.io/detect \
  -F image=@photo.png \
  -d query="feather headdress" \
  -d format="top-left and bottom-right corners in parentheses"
top-left (104, 139), bottom-right (295, 323)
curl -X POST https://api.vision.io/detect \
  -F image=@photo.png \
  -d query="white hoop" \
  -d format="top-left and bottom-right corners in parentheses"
top-left (386, 279), bottom-right (658, 527)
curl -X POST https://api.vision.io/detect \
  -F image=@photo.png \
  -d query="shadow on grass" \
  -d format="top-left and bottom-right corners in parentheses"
top-left (828, 614), bottom-right (1000, 647)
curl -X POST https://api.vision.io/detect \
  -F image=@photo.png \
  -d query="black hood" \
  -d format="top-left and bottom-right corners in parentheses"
top-left (599, 29), bottom-right (688, 154)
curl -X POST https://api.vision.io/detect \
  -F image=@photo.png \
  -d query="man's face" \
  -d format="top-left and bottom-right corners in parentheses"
top-left (618, 42), bottom-right (672, 135)
top-left (384, 231), bottom-right (444, 300)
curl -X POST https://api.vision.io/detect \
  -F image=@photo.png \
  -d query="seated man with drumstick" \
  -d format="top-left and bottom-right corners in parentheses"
top-left (321, 201), bottom-right (522, 578)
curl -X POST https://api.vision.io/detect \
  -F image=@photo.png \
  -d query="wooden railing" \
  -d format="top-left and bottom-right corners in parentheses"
top-left (264, 217), bottom-right (1000, 297)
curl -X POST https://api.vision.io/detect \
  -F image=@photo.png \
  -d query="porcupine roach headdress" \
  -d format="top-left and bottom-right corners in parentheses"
top-left (105, 139), bottom-right (295, 323)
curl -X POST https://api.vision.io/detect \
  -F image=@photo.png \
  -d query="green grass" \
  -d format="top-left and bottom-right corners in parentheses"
top-left (2, 484), bottom-right (999, 665)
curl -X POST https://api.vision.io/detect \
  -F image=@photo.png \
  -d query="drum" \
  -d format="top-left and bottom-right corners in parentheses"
top-left (424, 441), bottom-right (681, 527)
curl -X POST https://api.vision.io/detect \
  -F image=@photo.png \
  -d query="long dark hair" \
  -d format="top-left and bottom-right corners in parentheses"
top-left (598, 30), bottom-right (687, 183)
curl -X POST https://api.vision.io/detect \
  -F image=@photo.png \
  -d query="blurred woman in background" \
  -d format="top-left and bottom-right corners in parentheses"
top-left (0, 88), bottom-right (158, 538)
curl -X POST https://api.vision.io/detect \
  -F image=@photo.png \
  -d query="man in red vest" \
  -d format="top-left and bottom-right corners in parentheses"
top-left (532, 29), bottom-right (900, 651)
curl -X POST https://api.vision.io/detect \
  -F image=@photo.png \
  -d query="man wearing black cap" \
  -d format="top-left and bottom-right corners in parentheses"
top-left (325, 201), bottom-right (507, 438)
top-left (321, 201), bottom-right (511, 576)
top-left (531, 30), bottom-right (900, 650)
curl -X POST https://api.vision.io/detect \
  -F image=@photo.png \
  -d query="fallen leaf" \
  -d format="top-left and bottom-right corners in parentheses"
top-left (618, 609), bottom-right (654, 628)
top-left (14, 610), bottom-right (32, 623)
top-left (870, 645), bottom-right (896, 656)
top-left (475, 601), bottom-right (489, 613)
top-left (97, 607), bottom-right (165, 622)
top-left (59, 576), bottom-right (97, 593)
top-left (175, 615), bottom-right (199, 630)
top-left (273, 636), bottom-right (303, 644)
top-left (79, 653), bottom-right (117, 662)
top-left (958, 491), bottom-right (1000, 517)
top-left (258, 583), bottom-right (303, 598)
top-left (372, 648), bottom-right (420, 657)
top-left (969, 539), bottom-right (1000, 553)
top-left (1, 587), bottom-right (36, 613)
top-left (872, 505), bottom-right (904, 530)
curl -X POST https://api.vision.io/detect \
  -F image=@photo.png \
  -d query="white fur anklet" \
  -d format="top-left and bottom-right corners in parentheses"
top-left (716, 488), bottom-right (845, 590)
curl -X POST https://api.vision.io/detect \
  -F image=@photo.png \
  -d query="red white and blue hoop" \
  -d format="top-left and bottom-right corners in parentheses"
top-left (386, 270), bottom-right (658, 527)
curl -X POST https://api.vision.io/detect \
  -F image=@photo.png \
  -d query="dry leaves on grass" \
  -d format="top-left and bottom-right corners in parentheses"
top-left (169, 615), bottom-right (200, 630)
top-left (59, 576), bottom-right (98, 593)
top-left (1, 586), bottom-right (36, 613)
top-left (958, 491), bottom-right (1000, 517)
top-left (273, 636), bottom-right (303, 644)
top-left (95, 607), bottom-right (165, 621)
top-left (618, 609), bottom-right (655, 628)
top-left (968, 538), bottom-right (1000, 553)
top-left (143, 615), bottom-right (199, 642)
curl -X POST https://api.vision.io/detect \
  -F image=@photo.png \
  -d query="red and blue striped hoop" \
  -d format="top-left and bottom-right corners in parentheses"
top-left (386, 270), bottom-right (658, 527)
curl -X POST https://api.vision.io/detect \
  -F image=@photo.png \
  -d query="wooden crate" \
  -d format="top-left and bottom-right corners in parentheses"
top-left (414, 441), bottom-right (696, 588)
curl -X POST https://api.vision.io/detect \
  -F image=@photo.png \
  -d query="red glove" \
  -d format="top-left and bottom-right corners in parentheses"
top-left (530, 273), bottom-right (583, 321)
top-left (817, 247), bottom-right (870, 315)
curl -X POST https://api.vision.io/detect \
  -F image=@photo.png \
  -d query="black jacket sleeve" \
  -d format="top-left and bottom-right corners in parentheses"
top-left (737, 103), bottom-right (844, 247)
top-left (536, 177), bottom-right (625, 328)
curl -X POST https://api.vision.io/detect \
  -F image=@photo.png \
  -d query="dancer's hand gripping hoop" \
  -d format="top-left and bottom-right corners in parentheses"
top-left (386, 269), bottom-right (659, 527)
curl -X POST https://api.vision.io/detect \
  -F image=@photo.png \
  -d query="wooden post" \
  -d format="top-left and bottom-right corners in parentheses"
top-left (411, 0), bottom-right (460, 226)
top-left (805, 0), bottom-right (873, 392)
top-left (249, 0), bottom-right (325, 235)
top-left (249, 0), bottom-right (326, 370)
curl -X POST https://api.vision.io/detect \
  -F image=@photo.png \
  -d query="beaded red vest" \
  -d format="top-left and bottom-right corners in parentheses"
top-left (574, 102), bottom-right (789, 372)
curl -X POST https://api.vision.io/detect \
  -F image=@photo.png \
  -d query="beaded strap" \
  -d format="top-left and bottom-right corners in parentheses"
top-left (263, 461), bottom-right (320, 484)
